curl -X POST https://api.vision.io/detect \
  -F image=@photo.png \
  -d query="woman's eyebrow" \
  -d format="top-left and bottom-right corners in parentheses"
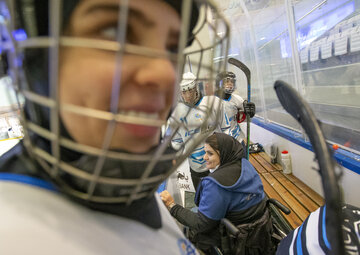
top-left (84, 4), bottom-right (155, 28)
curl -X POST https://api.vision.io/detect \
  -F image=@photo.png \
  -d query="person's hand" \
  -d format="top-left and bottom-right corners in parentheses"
top-left (243, 100), bottom-right (256, 118)
top-left (160, 190), bottom-right (176, 210)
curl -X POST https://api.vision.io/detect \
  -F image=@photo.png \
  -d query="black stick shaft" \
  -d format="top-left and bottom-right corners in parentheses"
top-left (228, 58), bottom-right (251, 159)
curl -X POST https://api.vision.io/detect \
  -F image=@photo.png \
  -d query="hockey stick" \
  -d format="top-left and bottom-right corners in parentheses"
top-left (228, 57), bottom-right (251, 159)
top-left (274, 80), bottom-right (344, 255)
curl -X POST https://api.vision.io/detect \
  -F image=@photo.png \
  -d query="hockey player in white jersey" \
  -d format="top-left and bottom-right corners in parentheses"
top-left (0, 1), bottom-right (230, 254)
top-left (216, 71), bottom-right (256, 145)
top-left (168, 72), bottom-right (226, 191)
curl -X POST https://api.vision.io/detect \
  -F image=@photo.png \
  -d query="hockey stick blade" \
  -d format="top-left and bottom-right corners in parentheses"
top-left (274, 80), bottom-right (344, 254)
top-left (228, 58), bottom-right (251, 85)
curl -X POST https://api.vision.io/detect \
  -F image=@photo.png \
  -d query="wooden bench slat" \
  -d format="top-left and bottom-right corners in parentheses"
top-left (251, 153), bottom-right (280, 172)
top-left (258, 151), bottom-right (282, 170)
top-left (284, 174), bottom-right (324, 207)
top-left (259, 175), bottom-right (303, 229)
top-left (262, 172), bottom-right (310, 222)
top-left (271, 171), bottom-right (320, 213)
top-left (249, 156), bottom-right (268, 173)
top-left (250, 151), bottom-right (324, 230)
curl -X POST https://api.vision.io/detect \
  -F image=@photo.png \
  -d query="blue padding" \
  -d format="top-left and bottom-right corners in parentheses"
top-left (0, 173), bottom-right (57, 191)
top-left (252, 117), bottom-right (360, 174)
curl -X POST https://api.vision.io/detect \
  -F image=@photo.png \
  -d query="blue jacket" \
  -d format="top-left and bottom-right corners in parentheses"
top-left (196, 158), bottom-right (264, 221)
top-left (170, 133), bottom-right (266, 251)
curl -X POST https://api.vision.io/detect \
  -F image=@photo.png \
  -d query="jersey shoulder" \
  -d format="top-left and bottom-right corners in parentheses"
top-left (170, 102), bottom-right (190, 120)
top-left (199, 95), bottom-right (222, 107)
top-left (229, 94), bottom-right (244, 105)
top-left (0, 181), bottom-right (198, 255)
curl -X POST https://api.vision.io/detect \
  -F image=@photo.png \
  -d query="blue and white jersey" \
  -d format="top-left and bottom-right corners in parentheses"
top-left (168, 96), bottom-right (225, 173)
top-left (0, 174), bottom-right (199, 255)
top-left (276, 204), bottom-right (360, 255)
top-left (222, 93), bottom-right (245, 142)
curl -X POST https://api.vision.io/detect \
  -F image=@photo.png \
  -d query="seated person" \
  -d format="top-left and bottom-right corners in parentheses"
top-left (161, 133), bottom-right (274, 254)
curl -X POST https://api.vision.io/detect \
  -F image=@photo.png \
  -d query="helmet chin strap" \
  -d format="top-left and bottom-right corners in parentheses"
top-left (62, 145), bottom-right (175, 200)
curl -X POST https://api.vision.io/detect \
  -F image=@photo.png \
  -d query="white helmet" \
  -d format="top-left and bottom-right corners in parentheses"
top-left (179, 72), bottom-right (201, 106)
top-left (180, 72), bottom-right (197, 91)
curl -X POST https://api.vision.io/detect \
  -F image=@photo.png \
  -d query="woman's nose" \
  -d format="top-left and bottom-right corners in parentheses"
top-left (133, 57), bottom-right (176, 91)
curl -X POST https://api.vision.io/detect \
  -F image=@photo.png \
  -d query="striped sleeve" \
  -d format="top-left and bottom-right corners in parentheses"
top-left (276, 207), bottom-right (327, 255)
top-left (277, 204), bottom-right (360, 255)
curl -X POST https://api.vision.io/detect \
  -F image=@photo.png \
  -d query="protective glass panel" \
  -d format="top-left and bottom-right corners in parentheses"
top-left (214, 0), bottom-right (360, 153)
top-left (295, 0), bottom-right (360, 152)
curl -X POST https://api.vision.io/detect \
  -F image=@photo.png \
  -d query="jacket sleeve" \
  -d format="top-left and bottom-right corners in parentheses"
top-left (170, 129), bottom-right (184, 151)
top-left (167, 114), bottom-right (184, 151)
top-left (197, 179), bottom-right (229, 220)
top-left (234, 94), bottom-right (244, 110)
top-left (170, 205), bottom-right (219, 233)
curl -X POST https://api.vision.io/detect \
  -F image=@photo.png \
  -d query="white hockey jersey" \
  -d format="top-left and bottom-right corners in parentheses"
top-left (168, 96), bottom-right (225, 173)
top-left (222, 93), bottom-right (245, 142)
top-left (0, 176), bottom-right (198, 255)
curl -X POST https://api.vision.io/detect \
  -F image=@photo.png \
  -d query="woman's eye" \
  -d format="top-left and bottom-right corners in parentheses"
top-left (100, 26), bottom-right (118, 40)
top-left (99, 25), bottom-right (136, 43)
top-left (167, 44), bottom-right (179, 54)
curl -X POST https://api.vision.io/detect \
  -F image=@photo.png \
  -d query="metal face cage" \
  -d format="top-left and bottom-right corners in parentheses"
top-left (0, 0), bottom-right (230, 204)
top-left (219, 77), bottom-right (236, 94)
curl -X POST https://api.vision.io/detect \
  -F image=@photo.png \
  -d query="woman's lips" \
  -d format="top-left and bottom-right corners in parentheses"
top-left (121, 122), bottom-right (159, 137)
top-left (117, 110), bottom-right (161, 137)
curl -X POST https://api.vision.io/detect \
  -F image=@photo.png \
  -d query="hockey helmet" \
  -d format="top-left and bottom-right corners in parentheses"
top-left (180, 72), bottom-right (197, 91)
top-left (180, 72), bottom-right (200, 106)
top-left (216, 71), bottom-right (236, 94)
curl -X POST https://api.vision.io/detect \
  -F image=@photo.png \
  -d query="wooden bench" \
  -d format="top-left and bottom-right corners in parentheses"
top-left (250, 151), bottom-right (324, 230)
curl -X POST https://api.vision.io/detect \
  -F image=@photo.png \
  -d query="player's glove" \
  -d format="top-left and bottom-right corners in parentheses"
top-left (243, 100), bottom-right (255, 118)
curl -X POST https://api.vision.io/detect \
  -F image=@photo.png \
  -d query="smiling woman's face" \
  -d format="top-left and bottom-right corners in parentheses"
top-left (59, 0), bottom-right (180, 153)
top-left (204, 143), bottom-right (220, 169)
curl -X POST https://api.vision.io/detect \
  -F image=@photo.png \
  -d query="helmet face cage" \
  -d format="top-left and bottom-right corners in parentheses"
top-left (218, 71), bottom-right (236, 94)
top-left (180, 72), bottom-right (199, 106)
top-left (1, 0), bottom-right (230, 204)
top-left (219, 77), bottom-right (236, 94)
top-left (181, 86), bottom-right (200, 106)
